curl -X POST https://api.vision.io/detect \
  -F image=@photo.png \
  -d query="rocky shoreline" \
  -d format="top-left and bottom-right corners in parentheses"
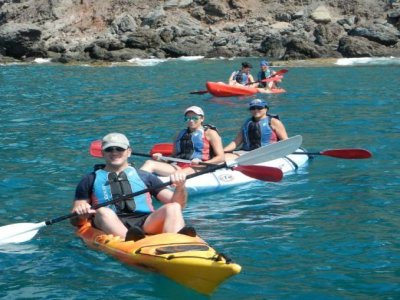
top-left (0, 0), bottom-right (399, 64)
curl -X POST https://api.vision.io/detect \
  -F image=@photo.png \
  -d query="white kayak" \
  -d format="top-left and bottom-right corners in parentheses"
top-left (159, 148), bottom-right (309, 195)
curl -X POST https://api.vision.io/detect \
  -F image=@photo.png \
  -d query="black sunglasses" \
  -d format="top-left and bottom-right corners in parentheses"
top-left (250, 106), bottom-right (265, 110)
top-left (104, 146), bottom-right (126, 153)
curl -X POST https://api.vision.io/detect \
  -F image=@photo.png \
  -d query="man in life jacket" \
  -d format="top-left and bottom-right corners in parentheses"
top-left (228, 62), bottom-right (258, 87)
top-left (224, 99), bottom-right (289, 161)
top-left (140, 106), bottom-right (225, 176)
top-left (71, 132), bottom-right (195, 241)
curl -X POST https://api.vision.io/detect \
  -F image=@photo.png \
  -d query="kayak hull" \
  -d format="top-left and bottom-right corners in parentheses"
top-left (206, 81), bottom-right (286, 97)
top-left (159, 148), bottom-right (309, 195)
top-left (77, 222), bottom-right (241, 295)
top-left (206, 81), bottom-right (258, 97)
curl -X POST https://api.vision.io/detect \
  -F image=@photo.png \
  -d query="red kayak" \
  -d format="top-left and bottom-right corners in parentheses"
top-left (206, 81), bottom-right (285, 97)
top-left (206, 82), bottom-right (258, 97)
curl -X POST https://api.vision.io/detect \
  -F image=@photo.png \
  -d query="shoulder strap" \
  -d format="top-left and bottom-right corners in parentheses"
top-left (203, 123), bottom-right (219, 133)
top-left (267, 114), bottom-right (280, 126)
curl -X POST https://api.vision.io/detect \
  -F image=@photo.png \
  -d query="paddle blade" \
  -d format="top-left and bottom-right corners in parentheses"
top-left (90, 140), bottom-right (103, 158)
top-left (273, 69), bottom-right (288, 76)
top-left (190, 90), bottom-right (209, 95)
top-left (150, 143), bottom-right (174, 156)
top-left (0, 222), bottom-right (45, 245)
top-left (321, 149), bottom-right (372, 159)
top-left (233, 165), bottom-right (283, 182)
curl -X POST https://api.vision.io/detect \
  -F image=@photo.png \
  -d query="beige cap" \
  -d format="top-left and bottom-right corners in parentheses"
top-left (101, 133), bottom-right (130, 150)
top-left (184, 106), bottom-right (204, 116)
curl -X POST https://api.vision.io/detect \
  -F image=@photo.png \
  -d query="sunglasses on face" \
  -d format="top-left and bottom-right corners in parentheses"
top-left (184, 115), bottom-right (201, 122)
top-left (104, 146), bottom-right (126, 153)
top-left (250, 106), bottom-right (265, 111)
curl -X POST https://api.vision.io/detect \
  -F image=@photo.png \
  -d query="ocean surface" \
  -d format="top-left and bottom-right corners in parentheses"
top-left (0, 57), bottom-right (399, 299)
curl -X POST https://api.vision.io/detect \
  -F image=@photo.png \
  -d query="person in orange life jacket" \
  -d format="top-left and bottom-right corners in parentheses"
top-left (224, 99), bottom-right (288, 161)
top-left (257, 60), bottom-right (279, 91)
top-left (228, 62), bottom-right (258, 87)
top-left (140, 106), bottom-right (225, 176)
top-left (71, 132), bottom-right (195, 242)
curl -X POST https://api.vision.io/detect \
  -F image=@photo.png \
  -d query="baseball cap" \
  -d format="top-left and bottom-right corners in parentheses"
top-left (184, 106), bottom-right (204, 116)
top-left (101, 133), bottom-right (130, 150)
top-left (260, 60), bottom-right (269, 67)
top-left (249, 99), bottom-right (269, 109)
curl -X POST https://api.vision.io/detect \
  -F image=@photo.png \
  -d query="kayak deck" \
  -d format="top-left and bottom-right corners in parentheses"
top-left (77, 222), bottom-right (241, 295)
top-left (159, 148), bottom-right (309, 195)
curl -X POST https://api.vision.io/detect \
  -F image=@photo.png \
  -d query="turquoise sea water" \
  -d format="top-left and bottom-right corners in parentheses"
top-left (0, 58), bottom-right (399, 299)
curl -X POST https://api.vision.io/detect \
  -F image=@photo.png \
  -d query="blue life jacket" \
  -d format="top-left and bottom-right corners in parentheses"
top-left (242, 116), bottom-right (278, 151)
top-left (233, 71), bottom-right (250, 85)
top-left (174, 127), bottom-right (211, 160)
top-left (92, 166), bottom-right (154, 213)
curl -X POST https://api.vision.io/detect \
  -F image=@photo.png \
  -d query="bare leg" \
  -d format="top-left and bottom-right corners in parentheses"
top-left (93, 207), bottom-right (127, 238)
top-left (142, 202), bottom-right (185, 234)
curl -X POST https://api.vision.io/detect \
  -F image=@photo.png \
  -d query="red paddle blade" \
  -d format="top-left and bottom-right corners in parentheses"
top-left (321, 149), bottom-right (372, 159)
top-left (274, 69), bottom-right (288, 76)
top-left (90, 140), bottom-right (103, 158)
top-left (233, 165), bottom-right (283, 182)
top-left (190, 90), bottom-right (209, 95)
top-left (150, 143), bottom-right (174, 156)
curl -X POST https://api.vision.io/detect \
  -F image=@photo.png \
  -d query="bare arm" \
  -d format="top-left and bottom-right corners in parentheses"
top-left (156, 171), bottom-right (187, 209)
top-left (223, 130), bottom-right (243, 152)
top-left (271, 118), bottom-right (288, 140)
top-left (228, 71), bottom-right (237, 85)
top-left (204, 130), bottom-right (225, 164)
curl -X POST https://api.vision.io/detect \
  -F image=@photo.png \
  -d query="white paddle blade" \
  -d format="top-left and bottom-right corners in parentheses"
top-left (0, 222), bottom-right (46, 245)
top-left (228, 135), bottom-right (303, 167)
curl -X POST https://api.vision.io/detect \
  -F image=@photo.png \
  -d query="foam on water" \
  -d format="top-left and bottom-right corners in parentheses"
top-left (336, 56), bottom-right (400, 66)
top-left (33, 58), bottom-right (52, 64)
top-left (126, 55), bottom-right (204, 66)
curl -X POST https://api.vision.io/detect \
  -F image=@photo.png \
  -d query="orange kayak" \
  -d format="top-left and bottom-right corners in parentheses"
top-left (76, 222), bottom-right (241, 295)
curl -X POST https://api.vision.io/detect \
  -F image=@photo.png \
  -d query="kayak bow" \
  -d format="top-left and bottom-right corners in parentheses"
top-left (77, 221), bottom-right (241, 295)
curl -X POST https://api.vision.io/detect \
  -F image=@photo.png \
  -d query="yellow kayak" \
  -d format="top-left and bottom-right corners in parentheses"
top-left (76, 222), bottom-right (241, 295)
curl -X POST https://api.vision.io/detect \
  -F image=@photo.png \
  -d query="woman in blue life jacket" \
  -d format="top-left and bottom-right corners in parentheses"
top-left (228, 62), bottom-right (258, 87)
top-left (223, 99), bottom-right (288, 161)
top-left (140, 106), bottom-right (225, 176)
top-left (71, 132), bottom-right (196, 242)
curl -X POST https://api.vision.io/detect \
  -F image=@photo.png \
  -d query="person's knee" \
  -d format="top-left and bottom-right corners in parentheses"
top-left (165, 202), bottom-right (183, 212)
top-left (94, 207), bottom-right (115, 221)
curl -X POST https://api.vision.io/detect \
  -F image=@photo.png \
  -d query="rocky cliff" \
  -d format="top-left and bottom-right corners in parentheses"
top-left (0, 0), bottom-right (399, 63)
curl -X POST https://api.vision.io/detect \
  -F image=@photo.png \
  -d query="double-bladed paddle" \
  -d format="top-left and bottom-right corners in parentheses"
top-left (145, 142), bottom-right (372, 160)
top-left (0, 135), bottom-right (303, 245)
